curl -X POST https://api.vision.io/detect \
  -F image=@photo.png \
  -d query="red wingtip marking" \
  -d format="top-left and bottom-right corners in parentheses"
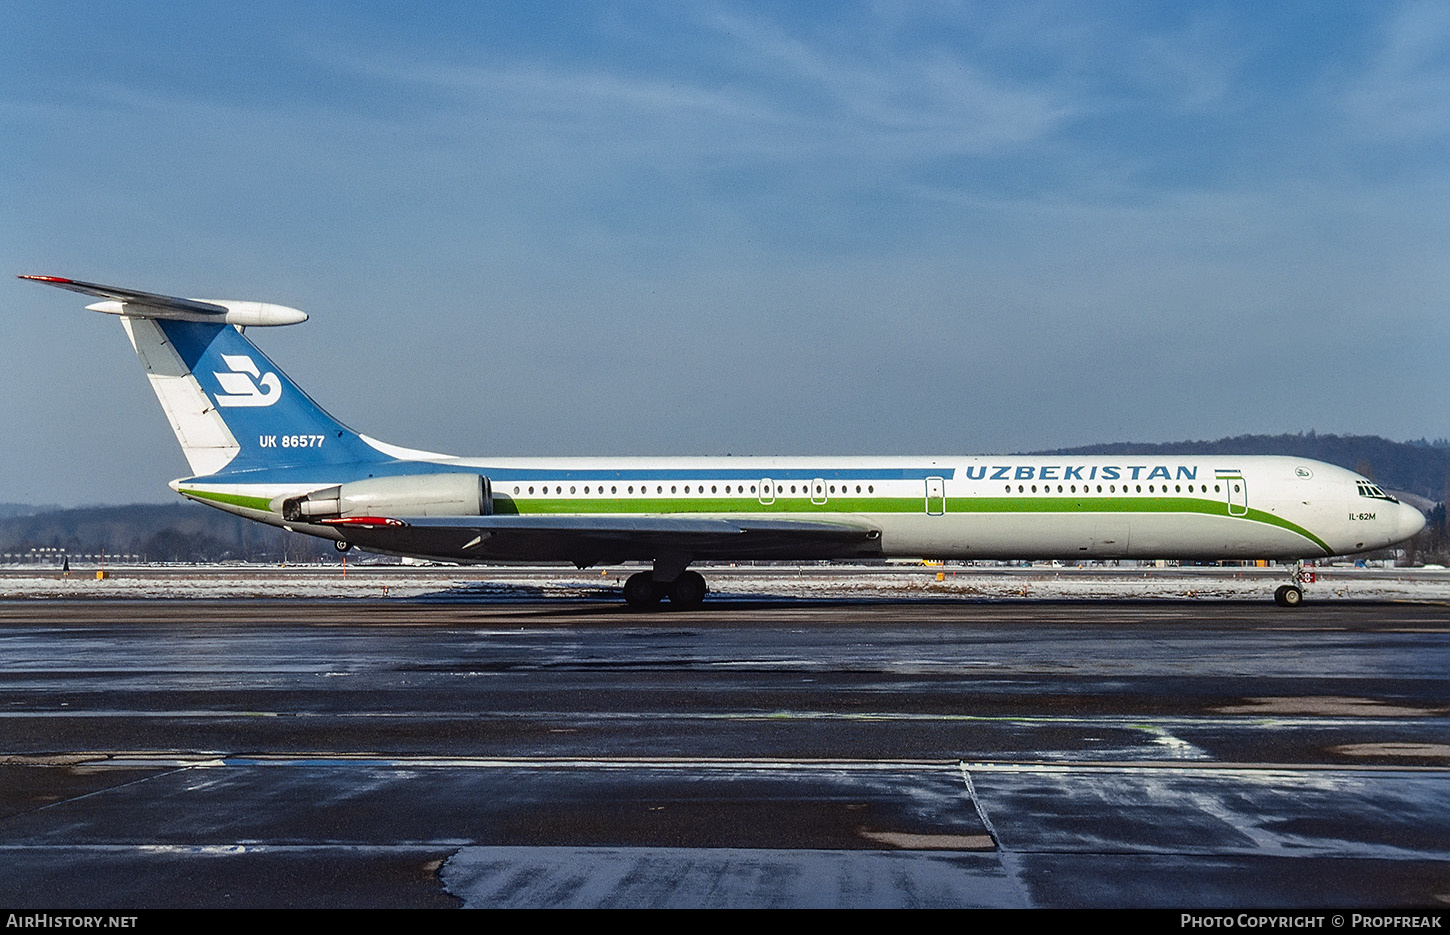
top-left (18, 275), bottom-right (73, 283)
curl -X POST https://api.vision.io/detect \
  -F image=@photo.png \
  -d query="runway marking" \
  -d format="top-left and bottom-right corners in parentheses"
top-left (957, 766), bottom-right (1000, 844)
top-left (211, 756), bottom-right (970, 769)
top-left (2, 759), bottom-right (215, 818)
top-left (24, 753), bottom-right (1450, 773)
top-left (0, 843), bottom-right (465, 854)
top-left (1127, 724), bottom-right (1211, 759)
top-left (8, 709), bottom-right (1446, 739)
top-left (959, 759), bottom-right (1450, 774)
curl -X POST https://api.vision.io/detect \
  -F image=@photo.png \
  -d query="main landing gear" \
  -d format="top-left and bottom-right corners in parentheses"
top-left (623, 569), bottom-right (708, 610)
top-left (1273, 560), bottom-right (1310, 607)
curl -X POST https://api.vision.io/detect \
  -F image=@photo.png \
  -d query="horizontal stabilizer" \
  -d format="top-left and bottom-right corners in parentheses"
top-left (19, 275), bottom-right (307, 326)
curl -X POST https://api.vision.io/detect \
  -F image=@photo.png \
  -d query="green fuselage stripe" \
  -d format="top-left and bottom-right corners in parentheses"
top-left (498, 494), bottom-right (1333, 553)
top-left (179, 487), bottom-right (1333, 555)
top-left (180, 489), bottom-right (274, 512)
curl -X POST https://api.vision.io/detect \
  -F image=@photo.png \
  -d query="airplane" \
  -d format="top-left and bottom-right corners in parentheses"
top-left (21, 274), bottom-right (1428, 608)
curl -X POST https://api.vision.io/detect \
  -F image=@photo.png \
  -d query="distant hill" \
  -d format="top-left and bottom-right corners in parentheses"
top-left (0, 502), bottom-right (337, 563)
top-left (1032, 433), bottom-right (1450, 502)
top-left (0, 502), bottom-right (63, 519)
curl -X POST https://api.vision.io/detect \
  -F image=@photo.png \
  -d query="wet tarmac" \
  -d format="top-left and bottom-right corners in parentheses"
top-left (1, 596), bottom-right (1447, 908)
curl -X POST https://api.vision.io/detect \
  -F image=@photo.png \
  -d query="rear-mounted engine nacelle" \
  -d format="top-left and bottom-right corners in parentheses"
top-left (279, 473), bottom-right (492, 522)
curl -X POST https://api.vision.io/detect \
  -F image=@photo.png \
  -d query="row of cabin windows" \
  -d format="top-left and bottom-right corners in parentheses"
top-left (506, 482), bottom-right (1234, 498)
top-left (1006, 483), bottom-right (1228, 494)
top-left (511, 483), bottom-right (877, 496)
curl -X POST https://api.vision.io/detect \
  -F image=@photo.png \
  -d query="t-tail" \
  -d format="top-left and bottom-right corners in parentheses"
top-left (20, 276), bottom-right (399, 479)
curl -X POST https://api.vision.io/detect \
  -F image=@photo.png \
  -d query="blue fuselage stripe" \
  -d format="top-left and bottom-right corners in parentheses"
top-left (188, 462), bottom-right (956, 485)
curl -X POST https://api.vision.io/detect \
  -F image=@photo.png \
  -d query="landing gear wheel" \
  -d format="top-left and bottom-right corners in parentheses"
top-left (623, 572), bottom-right (662, 609)
top-left (334, 540), bottom-right (353, 553)
top-left (668, 571), bottom-right (708, 609)
top-left (1274, 584), bottom-right (1303, 607)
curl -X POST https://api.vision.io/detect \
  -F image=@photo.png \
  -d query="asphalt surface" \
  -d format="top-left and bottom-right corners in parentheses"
top-left (1, 594), bottom-right (1447, 908)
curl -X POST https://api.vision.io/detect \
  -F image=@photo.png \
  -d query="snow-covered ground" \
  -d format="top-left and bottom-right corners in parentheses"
top-left (2, 564), bottom-right (1448, 602)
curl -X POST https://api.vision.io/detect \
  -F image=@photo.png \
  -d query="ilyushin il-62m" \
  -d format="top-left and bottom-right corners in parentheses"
top-left (23, 275), bottom-right (1426, 608)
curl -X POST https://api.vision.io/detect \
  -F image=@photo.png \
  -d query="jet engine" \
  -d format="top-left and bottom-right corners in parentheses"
top-left (280, 473), bottom-right (491, 522)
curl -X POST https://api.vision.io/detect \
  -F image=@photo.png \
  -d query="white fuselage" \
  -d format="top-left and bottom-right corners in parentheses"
top-left (178, 453), bottom-right (1425, 563)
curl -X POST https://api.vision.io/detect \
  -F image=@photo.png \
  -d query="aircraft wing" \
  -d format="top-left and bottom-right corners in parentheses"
top-left (320, 513), bottom-right (882, 564)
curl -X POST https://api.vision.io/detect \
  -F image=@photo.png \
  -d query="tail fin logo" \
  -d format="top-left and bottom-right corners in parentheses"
top-left (213, 354), bottom-right (282, 408)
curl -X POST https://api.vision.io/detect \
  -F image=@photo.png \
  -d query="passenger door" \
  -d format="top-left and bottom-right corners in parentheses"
top-left (1226, 476), bottom-right (1248, 516)
top-left (925, 476), bottom-right (946, 515)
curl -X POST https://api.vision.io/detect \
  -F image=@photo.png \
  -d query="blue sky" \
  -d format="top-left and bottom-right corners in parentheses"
top-left (4, 1), bottom-right (1449, 503)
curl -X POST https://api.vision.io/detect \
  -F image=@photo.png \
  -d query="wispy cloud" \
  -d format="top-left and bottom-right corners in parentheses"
top-left (1342, 0), bottom-right (1450, 141)
top-left (331, 5), bottom-right (1080, 171)
top-left (1129, 13), bottom-right (1244, 113)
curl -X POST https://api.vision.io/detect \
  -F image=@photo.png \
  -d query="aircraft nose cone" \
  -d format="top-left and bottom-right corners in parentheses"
top-left (1397, 503), bottom-right (1427, 542)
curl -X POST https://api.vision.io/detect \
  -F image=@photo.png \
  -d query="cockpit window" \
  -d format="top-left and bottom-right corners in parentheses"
top-left (1356, 480), bottom-right (1399, 503)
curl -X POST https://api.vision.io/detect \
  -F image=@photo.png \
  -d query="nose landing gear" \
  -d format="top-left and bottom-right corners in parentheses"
top-left (1273, 583), bottom-right (1303, 607)
top-left (1274, 561), bottom-right (1310, 607)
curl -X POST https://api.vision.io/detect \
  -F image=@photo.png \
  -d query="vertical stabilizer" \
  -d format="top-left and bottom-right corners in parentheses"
top-left (22, 275), bottom-right (393, 478)
top-left (143, 318), bottom-right (386, 474)
top-left (121, 317), bottom-right (242, 476)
